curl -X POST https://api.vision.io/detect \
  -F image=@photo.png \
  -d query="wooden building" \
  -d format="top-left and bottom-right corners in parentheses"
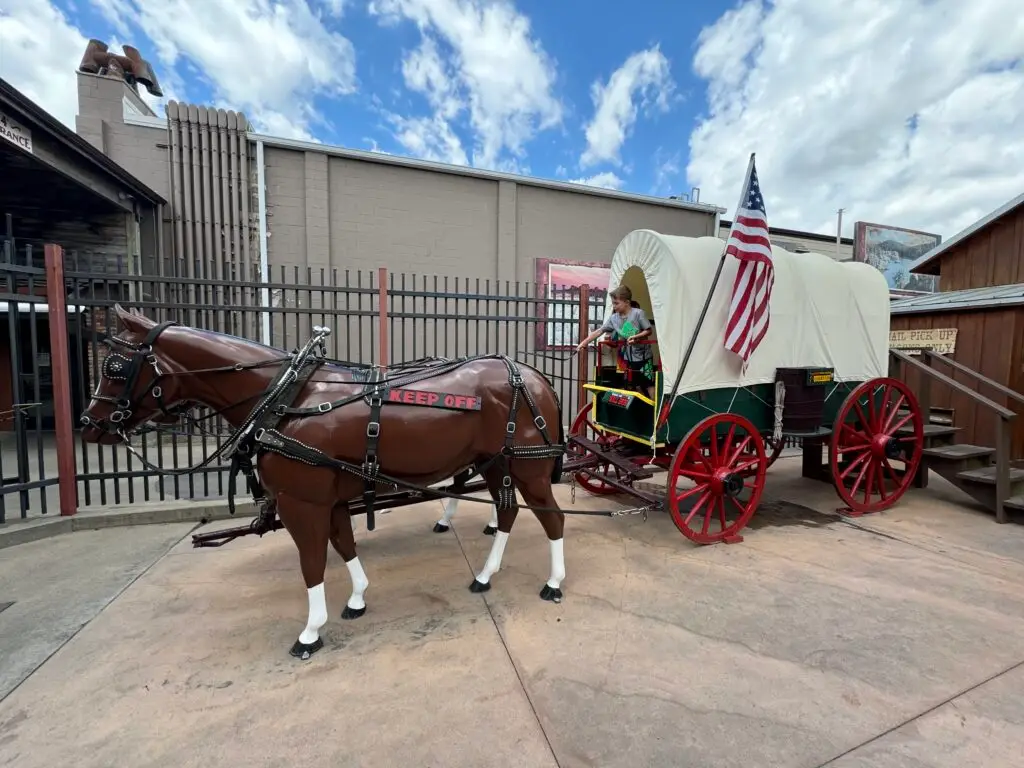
top-left (910, 191), bottom-right (1024, 290)
top-left (890, 285), bottom-right (1024, 459)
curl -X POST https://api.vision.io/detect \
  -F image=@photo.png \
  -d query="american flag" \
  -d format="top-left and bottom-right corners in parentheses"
top-left (723, 154), bottom-right (774, 365)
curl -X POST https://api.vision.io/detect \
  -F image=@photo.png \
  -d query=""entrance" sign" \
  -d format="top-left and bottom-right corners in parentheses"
top-left (0, 111), bottom-right (32, 154)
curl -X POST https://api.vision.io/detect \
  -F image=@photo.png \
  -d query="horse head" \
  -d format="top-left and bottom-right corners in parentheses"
top-left (79, 305), bottom-right (190, 445)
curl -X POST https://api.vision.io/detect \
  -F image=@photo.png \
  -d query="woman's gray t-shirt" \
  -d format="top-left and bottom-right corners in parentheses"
top-left (600, 307), bottom-right (652, 362)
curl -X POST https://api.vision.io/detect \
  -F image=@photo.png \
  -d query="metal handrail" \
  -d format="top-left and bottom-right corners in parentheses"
top-left (889, 349), bottom-right (1015, 523)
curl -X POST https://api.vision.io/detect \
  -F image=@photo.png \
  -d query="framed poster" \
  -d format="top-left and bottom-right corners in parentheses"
top-left (534, 258), bottom-right (610, 350)
top-left (853, 221), bottom-right (941, 294)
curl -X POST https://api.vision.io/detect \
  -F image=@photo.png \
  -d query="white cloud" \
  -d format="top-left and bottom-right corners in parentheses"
top-left (91, 0), bottom-right (358, 140)
top-left (0, 0), bottom-right (88, 128)
top-left (687, 0), bottom-right (1024, 237)
top-left (386, 112), bottom-right (468, 165)
top-left (580, 46), bottom-right (675, 169)
top-left (568, 172), bottom-right (625, 190)
top-left (369, 0), bottom-right (563, 170)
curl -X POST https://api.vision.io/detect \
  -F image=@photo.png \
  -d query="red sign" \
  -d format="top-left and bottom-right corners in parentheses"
top-left (386, 388), bottom-right (482, 411)
top-left (607, 393), bottom-right (633, 408)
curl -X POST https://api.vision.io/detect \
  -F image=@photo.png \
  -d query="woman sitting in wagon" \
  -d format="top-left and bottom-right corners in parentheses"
top-left (576, 285), bottom-right (655, 399)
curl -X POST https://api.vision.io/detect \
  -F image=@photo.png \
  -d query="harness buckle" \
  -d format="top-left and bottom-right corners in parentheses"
top-left (502, 475), bottom-right (512, 488)
top-left (506, 421), bottom-right (516, 434)
top-left (317, 402), bottom-right (333, 413)
top-left (534, 415), bottom-right (547, 431)
top-left (366, 421), bottom-right (381, 438)
top-left (274, 404), bottom-right (287, 416)
top-left (152, 386), bottom-right (163, 399)
top-left (368, 393), bottom-right (383, 407)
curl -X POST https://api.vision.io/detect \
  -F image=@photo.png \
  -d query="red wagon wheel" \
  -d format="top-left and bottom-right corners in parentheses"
top-left (738, 432), bottom-right (786, 477)
top-left (568, 402), bottom-right (626, 496)
top-left (667, 413), bottom-right (768, 545)
top-left (829, 377), bottom-right (924, 514)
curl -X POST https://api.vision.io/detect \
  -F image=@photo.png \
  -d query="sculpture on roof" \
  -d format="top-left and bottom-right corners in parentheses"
top-left (78, 39), bottom-right (163, 98)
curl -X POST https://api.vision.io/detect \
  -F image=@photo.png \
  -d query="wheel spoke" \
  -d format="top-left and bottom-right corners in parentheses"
top-left (726, 434), bottom-right (752, 466)
top-left (881, 394), bottom-right (906, 433)
top-left (708, 427), bottom-right (720, 465)
top-left (888, 412), bottom-right (914, 435)
top-left (874, 461), bottom-right (888, 501)
top-left (733, 457), bottom-right (762, 474)
top-left (852, 401), bottom-right (871, 432)
top-left (701, 500), bottom-right (713, 535)
top-left (684, 490), bottom-right (712, 526)
top-left (717, 497), bottom-right (728, 530)
top-left (849, 455), bottom-right (872, 499)
top-left (839, 450), bottom-right (870, 481)
top-left (674, 483), bottom-right (706, 505)
top-left (727, 495), bottom-right (747, 516)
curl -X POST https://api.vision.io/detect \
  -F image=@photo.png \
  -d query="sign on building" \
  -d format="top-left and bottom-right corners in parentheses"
top-left (854, 221), bottom-right (941, 294)
top-left (0, 110), bottom-right (32, 154)
top-left (889, 328), bottom-right (957, 355)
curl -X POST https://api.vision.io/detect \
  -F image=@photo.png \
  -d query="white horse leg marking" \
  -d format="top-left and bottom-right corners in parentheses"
top-left (436, 498), bottom-right (458, 530)
top-left (474, 530), bottom-right (509, 585)
top-left (298, 582), bottom-right (328, 645)
top-left (345, 556), bottom-right (369, 611)
top-left (487, 506), bottom-right (499, 530)
top-left (547, 538), bottom-right (566, 589)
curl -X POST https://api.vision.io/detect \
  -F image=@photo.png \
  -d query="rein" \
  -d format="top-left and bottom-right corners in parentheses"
top-left (86, 323), bottom-right (654, 521)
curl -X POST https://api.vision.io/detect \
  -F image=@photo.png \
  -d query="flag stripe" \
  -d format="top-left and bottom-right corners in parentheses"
top-left (723, 157), bottom-right (774, 365)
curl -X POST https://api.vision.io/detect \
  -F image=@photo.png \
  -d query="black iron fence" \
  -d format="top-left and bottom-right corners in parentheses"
top-left (0, 239), bottom-right (59, 522)
top-left (29, 253), bottom-right (602, 511)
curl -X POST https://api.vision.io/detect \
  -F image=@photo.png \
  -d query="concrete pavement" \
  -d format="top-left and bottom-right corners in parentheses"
top-left (2, 458), bottom-right (1024, 767)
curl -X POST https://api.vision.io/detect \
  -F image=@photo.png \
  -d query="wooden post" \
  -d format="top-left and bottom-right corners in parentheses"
top-left (378, 266), bottom-right (389, 368)
top-left (44, 244), bottom-right (78, 516)
top-left (577, 284), bottom-right (590, 415)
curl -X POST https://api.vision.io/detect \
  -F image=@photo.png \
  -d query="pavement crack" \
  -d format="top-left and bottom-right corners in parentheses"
top-left (449, 512), bottom-right (562, 768)
top-left (813, 655), bottom-right (1024, 767)
top-left (0, 522), bottom-right (202, 706)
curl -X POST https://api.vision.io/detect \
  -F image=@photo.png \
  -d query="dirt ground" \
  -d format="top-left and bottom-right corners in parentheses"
top-left (2, 459), bottom-right (1024, 768)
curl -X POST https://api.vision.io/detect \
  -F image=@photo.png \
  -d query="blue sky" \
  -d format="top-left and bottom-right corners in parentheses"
top-left (3, 0), bottom-right (1023, 237)
top-left (55, 0), bottom-right (734, 200)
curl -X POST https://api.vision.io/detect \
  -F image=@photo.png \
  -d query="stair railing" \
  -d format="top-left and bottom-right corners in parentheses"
top-left (889, 349), bottom-right (1017, 523)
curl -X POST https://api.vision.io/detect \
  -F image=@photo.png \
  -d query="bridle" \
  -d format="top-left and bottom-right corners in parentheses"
top-left (80, 320), bottom-right (181, 434)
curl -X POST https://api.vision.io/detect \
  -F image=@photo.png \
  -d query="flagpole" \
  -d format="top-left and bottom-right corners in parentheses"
top-left (656, 152), bottom-right (755, 432)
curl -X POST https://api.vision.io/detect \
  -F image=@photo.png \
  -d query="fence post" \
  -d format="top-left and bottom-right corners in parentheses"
top-left (577, 284), bottom-right (590, 414)
top-left (44, 244), bottom-right (78, 516)
top-left (378, 267), bottom-right (389, 368)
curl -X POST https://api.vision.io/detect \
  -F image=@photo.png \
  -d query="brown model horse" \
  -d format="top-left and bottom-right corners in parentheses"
top-left (79, 306), bottom-right (568, 659)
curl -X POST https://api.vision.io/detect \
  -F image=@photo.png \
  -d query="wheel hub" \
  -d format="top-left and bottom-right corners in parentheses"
top-left (870, 433), bottom-right (901, 460)
top-left (711, 469), bottom-right (744, 497)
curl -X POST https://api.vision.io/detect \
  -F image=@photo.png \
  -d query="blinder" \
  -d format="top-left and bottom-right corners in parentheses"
top-left (81, 320), bottom-right (180, 432)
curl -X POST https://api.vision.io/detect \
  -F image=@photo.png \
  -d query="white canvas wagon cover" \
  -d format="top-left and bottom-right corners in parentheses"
top-left (603, 229), bottom-right (890, 397)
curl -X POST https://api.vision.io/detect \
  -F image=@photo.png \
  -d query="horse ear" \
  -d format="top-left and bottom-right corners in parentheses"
top-left (113, 304), bottom-right (155, 332)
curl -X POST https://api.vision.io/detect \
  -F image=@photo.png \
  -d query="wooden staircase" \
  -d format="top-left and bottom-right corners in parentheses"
top-left (890, 349), bottom-right (1024, 523)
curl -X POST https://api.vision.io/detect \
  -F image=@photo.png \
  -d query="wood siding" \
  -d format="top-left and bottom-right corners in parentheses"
top-left (934, 204), bottom-right (1024, 290)
top-left (891, 308), bottom-right (1024, 460)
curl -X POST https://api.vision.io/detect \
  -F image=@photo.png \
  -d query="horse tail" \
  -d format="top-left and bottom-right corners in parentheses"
top-left (551, 388), bottom-right (565, 483)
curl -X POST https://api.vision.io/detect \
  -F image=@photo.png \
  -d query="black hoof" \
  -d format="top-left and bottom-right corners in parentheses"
top-left (539, 585), bottom-right (563, 603)
top-left (432, 522), bottom-right (450, 533)
top-left (341, 605), bottom-right (366, 620)
top-left (288, 637), bottom-right (324, 660)
top-left (469, 579), bottom-right (491, 594)
top-left (483, 525), bottom-right (497, 536)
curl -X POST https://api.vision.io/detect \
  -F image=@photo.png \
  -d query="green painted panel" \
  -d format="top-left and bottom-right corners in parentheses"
top-left (588, 372), bottom-right (872, 447)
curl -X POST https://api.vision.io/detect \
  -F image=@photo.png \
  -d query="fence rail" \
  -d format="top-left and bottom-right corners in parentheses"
top-left (0, 245), bottom-right (615, 519)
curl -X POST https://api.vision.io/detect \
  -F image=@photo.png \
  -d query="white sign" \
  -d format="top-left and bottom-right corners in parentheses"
top-left (0, 110), bottom-right (32, 154)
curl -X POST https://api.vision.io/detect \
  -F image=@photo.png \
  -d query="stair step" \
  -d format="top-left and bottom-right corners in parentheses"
top-left (1005, 496), bottom-right (1024, 512)
top-left (897, 424), bottom-right (960, 439)
top-left (922, 444), bottom-right (996, 461)
top-left (956, 466), bottom-right (1024, 486)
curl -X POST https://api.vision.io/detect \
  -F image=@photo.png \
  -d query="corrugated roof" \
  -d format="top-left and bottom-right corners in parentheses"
top-left (909, 191), bottom-right (1024, 276)
top-left (889, 283), bottom-right (1024, 314)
